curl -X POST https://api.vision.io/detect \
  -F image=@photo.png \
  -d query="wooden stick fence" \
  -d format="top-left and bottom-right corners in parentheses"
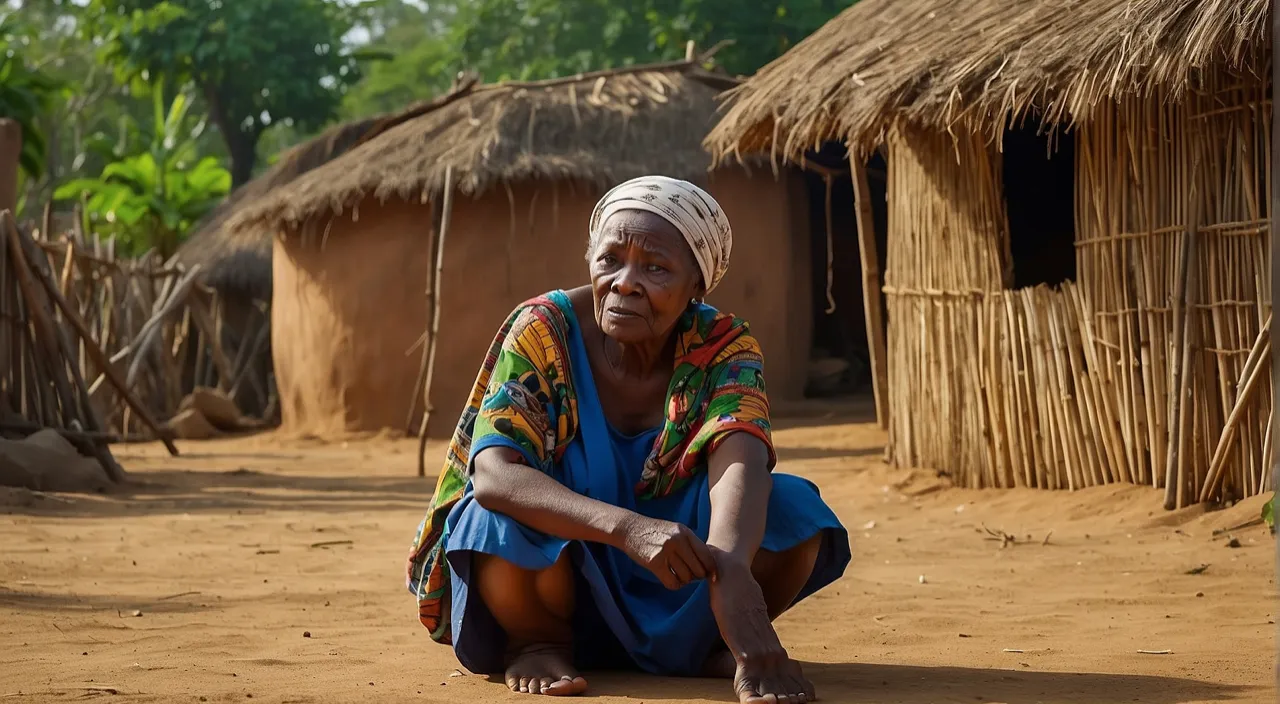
top-left (11, 215), bottom-right (277, 442)
top-left (0, 210), bottom-right (136, 481)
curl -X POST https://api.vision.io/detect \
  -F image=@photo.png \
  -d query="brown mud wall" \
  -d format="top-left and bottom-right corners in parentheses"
top-left (273, 202), bottom-right (433, 435)
top-left (707, 168), bottom-right (811, 403)
top-left (427, 182), bottom-right (596, 432)
top-left (274, 171), bottom-right (810, 437)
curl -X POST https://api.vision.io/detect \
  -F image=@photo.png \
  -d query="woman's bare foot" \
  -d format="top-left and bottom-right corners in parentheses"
top-left (504, 643), bottom-right (588, 696)
top-left (709, 552), bottom-right (816, 703)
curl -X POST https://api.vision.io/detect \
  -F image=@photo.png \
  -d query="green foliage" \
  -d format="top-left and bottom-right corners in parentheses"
top-left (54, 83), bottom-right (230, 257)
top-left (335, 0), bottom-right (857, 125)
top-left (446, 0), bottom-right (856, 81)
top-left (338, 0), bottom-right (456, 119)
top-left (82, 0), bottom-right (377, 185)
top-left (1263, 494), bottom-right (1275, 533)
top-left (0, 13), bottom-right (65, 179)
top-left (646, 0), bottom-right (855, 76)
top-left (450, 0), bottom-right (648, 81)
top-left (15, 0), bottom-right (855, 222)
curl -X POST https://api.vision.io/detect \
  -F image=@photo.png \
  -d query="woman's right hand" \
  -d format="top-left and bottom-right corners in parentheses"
top-left (617, 514), bottom-right (718, 590)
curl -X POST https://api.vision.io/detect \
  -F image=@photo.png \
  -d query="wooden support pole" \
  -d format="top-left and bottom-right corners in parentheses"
top-left (851, 161), bottom-right (889, 429)
top-left (1164, 219), bottom-right (1197, 509)
top-left (1270, 1), bottom-right (1279, 692)
top-left (418, 165), bottom-right (455, 477)
top-left (406, 199), bottom-right (439, 435)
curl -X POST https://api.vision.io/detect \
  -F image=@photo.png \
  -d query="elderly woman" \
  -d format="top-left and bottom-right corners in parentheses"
top-left (407, 176), bottom-right (850, 702)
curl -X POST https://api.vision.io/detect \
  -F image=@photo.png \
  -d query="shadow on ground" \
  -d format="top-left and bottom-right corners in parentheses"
top-left (775, 446), bottom-right (883, 462)
top-left (583, 661), bottom-right (1256, 703)
top-left (0, 466), bottom-right (432, 519)
top-left (0, 587), bottom-right (210, 615)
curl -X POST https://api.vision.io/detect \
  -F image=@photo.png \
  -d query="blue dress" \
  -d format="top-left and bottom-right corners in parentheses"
top-left (442, 290), bottom-right (850, 676)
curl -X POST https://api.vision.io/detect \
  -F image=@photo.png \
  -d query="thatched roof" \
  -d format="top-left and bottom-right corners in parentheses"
top-left (225, 60), bottom-right (743, 234)
top-left (706, 0), bottom-right (1269, 163)
top-left (174, 115), bottom-right (383, 299)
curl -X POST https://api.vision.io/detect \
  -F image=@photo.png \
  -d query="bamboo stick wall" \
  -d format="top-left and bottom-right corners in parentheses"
top-left (883, 66), bottom-right (1273, 508)
top-left (883, 125), bottom-right (1009, 477)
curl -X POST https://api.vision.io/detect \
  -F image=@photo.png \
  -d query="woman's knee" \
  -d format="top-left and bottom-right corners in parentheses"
top-left (473, 551), bottom-right (575, 639)
top-left (751, 534), bottom-right (823, 618)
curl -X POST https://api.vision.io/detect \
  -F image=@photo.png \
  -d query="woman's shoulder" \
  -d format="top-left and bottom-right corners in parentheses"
top-left (688, 300), bottom-right (754, 336)
top-left (500, 290), bottom-right (576, 343)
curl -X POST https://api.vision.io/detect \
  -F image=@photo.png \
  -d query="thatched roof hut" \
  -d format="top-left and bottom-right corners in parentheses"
top-left (225, 60), bottom-right (816, 437)
top-left (706, 0), bottom-right (1269, 162)
top-left (170, 116), bottom-right (389, 421)
top-left (707, 0), bottom-right (1274, 510)
top-left (174, 116), bottom-right (383, 302)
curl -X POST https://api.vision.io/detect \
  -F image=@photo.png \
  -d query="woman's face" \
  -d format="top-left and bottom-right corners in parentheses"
top-left (588, 209), bottom-right (703, 344)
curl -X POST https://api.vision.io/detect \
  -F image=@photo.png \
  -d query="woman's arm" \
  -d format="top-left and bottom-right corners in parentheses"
top-left (471, 446), bottom-right (717, 588)
top-left (472, 445), bottom-right (634, 546)
top-left (705, 431), bottom-right (773, 566)
top-left (705, 433), bottom-right (815, 703)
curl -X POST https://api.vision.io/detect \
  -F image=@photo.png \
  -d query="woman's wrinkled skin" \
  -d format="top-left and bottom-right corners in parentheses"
top-left (469, 210), bottom-right (822, 702)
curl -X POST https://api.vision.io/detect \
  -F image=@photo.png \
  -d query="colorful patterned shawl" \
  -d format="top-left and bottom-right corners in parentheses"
top-left (405, 292), bottom-right (774, 643)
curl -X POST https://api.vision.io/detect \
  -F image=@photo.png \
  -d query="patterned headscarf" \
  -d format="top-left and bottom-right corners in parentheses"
top-left (588, 175), bottom-right (733, 294)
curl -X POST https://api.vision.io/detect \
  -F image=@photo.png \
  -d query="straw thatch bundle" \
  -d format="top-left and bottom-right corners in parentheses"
top-left (226, 61), bottom-right (742, 234)
top-left (174, 115), bottom-right (383, 299)
top-left (705, 0), bottom-right (1269, 162)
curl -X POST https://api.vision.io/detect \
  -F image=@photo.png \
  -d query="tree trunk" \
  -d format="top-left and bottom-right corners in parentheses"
top-left (0, 120), bottom-right (21, 215)
top-left (200, 81), bottom-right (258, 188)
top-left (226, 134), bottom-right (257, 188)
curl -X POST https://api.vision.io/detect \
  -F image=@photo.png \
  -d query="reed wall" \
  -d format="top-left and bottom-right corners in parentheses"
top-left (882, 125), bottom-right (1009, 476)
top-left (884, 67), bottom-right (1273, 508)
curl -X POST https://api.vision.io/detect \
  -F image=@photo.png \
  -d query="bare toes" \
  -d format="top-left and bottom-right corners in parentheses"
top-left (546, 676), bottom-right (588, 696)
top-left (505, 643), bottom-right (584, 696)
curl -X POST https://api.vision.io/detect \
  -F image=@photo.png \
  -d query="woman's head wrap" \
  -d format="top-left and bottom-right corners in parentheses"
top-left (588, 175), bottom-right (733, 294)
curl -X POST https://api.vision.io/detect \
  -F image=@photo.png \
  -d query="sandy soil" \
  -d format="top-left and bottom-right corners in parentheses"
top-left (1, 403), bottom-right (1275, 703)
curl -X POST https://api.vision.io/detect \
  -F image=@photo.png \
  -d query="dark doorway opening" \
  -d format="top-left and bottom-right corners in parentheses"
top-left (1002, 124), bottom-right (1077, 288)
top-left (800, 142), bottom-right (888, 398)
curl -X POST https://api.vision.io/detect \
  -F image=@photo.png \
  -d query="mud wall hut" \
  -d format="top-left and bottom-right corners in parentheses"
top-left (172, 117), bottom-right (387, 420)
top-left (226, 60), bottom-right (813, 438)
top-left (707, 0), bottom-right (1272, 508)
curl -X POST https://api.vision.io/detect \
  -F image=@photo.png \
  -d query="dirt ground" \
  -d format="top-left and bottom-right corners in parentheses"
top-left (1, 403), bottom-right (1275, 703)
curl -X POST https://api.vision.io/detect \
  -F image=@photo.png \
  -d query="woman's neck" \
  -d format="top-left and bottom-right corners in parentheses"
top-left (602, 333), bottom-right (672, 379)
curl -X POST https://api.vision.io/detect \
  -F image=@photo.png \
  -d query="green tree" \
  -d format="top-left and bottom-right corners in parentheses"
top-left (83, 0), bottom-right (373, 187)
top-left (54, 81), bottom-right (231, 257)
top-left (0, 11), bottom-right (63, 182)
top-left (7, 1), bottom-right (170, 214)
top-left (447, 0), bottom-right (855, 81)
top-left (339, 0), bottom-right (457, 119)
top-left (643, 0), bottom-right (853, 77)
top-left (449, 0), bottom-right (648, 81)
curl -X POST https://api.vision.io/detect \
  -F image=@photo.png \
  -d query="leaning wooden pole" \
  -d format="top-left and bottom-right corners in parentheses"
top-left (417, 165), bottom-right (455, 477)
top-left (851, 161), bottom-right (889, 429)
